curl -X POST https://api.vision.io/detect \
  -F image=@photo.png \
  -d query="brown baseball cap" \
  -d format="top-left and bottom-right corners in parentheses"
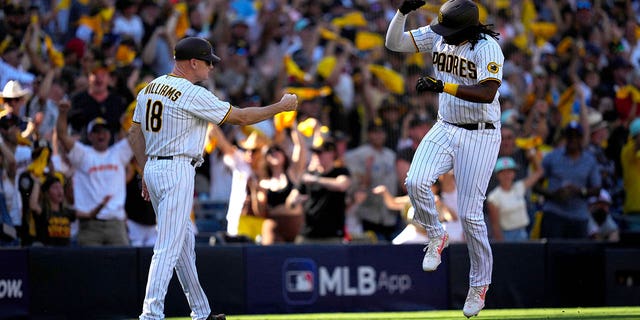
top-left (174, 37), bottom-right (221, 64)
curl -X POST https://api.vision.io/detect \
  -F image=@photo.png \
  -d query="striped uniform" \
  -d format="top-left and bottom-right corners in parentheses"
top-left (133, 74), bottom-right (230, 320)
top-left (405, 26), bottom-right (504, 287)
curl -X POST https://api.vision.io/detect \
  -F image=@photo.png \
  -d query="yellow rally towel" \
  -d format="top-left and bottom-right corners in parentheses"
top-left (616, 85), bottom-right (640, 103)
top-left (355, 31), bottom-right (383, 51)
top-left (368, 64), bottom-right (405, 94)
top-left (283, 55), bottom-right (312, 83)
top-left (530, 22), bottom-right (558, 41)
top-left (317, 56), bottom-right (336, 80)
top-left (331, 12), bottom-right (367, 28)
top-left (284, 86), bottom-right (332, 102)
top-left (237, 215), bottom-right (266, 242)
top-left (521, 0), bottom-right (538, 30)
top-left (115, 44), bottom-right (136, 66)
top-left (44, 35), bottom-right (65, 68)
top-left (27, 148), bottom-right (49, 181)
top-left (515, 136), bottom-right (543, 150)
top-left (174, 2), bottom-right (190, 39)
top-left (274, 111), bottom-right (297, 133)
top-left (297, 117), bottom-right (318, 138)
top-left (318, 27), bottom-right (340, 41)
top-left (406, 53), bottom-right (424, 68)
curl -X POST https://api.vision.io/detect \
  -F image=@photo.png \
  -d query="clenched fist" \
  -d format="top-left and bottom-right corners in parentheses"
top-left (280, 93), bottom-right (298, 111)
top-left (416, 76), bottom-right (444, 93)
top-left (399, 0), bottom-right (426, 15)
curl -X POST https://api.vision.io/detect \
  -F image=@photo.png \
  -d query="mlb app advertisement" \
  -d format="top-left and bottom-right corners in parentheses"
top-left (0, 250), bottom-right (29, 318)
top-left (245, 245), bottom-right (448, 313)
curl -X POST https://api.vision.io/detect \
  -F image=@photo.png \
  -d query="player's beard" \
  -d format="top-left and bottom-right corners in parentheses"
top-left (443, 33), bottom-right (467, 45)
top-left (443, 27), bottom-right (474, 45)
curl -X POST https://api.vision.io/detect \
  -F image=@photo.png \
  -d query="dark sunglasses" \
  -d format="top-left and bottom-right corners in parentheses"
top-left (197, 58), bottom-right (214, 67)
top-left (3, 97), bottom-right (21, 103)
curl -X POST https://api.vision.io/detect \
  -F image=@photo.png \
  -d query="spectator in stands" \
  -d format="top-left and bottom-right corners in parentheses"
top-left (535, 122), bottom-right (601, 239)
top-left (23, 69), bottom-right (62, 141)
top-left (57, 103), bottom-right (132, 246)
top-left (488, 124), bottom-right (530, 193)
top-left (29, 174), bottom-right (75, 246)
top-left (207, 124), bottom-right (276, 245)
top-left (112, 0), bottom-right (144, 47)
top-left (621, 118), bottom-right (640, 231)
top-left (1, 80), bottom-right (36, 139)
top-left (344, 120), bottom-right (398, 241)
top-left (586, 111), bottom-right (620, 211)
top-left (17, 140), bottom-right (57, 246)
top-left (0, 36), bottom-right (35, 89)
top-left (141, 14), bottom-right (177, 78)
top-left (587, 189), bottom-right (619, 242)
top-left (288, 140), bottom-right (351, 244)
top-left (487, 156), bottom-right (543, 242)
top-left (257, 124), bottom-right (308, 243)
top-left (0, 113), bottom-right (32, 245)
top-left (376, 97), bottom-right (403, 152)
top-left (67, 59), bottom-right (127, 143)
top-left (0, 124), bottom-right (17, 246)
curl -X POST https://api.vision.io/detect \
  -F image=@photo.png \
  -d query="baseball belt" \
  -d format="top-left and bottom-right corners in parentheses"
top-left (445, 122), bottom-right (496, 130)
top-left (152, 156), bottom-right (198, 167)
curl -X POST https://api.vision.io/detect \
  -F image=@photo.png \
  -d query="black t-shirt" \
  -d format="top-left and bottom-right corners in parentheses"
top-left (68, 91), bottom-right (127, 143)
top-left (267, 174), bottom-right (294, 208)
top-left (396, 146), bottom-right (415, 164)
top-left (125, 171), bottom-right (156, 226)
top-left (299, 167), bottom-right (350, 238)
top-left (34, 206), bottom-right (76, 246)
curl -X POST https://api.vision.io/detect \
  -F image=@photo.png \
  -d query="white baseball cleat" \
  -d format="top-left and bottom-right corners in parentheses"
top-left (422, 232), bottom-right (449, 271)
top-left (463, 285), bottom-right (489, 318)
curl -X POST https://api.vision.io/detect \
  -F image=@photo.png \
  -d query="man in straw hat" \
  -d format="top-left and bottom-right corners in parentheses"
top-left (1, 80), bottom-right (33, 131)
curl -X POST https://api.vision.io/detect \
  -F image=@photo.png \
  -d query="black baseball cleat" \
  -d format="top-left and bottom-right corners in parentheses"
top-left (207, 313), bottom-right (226, 320)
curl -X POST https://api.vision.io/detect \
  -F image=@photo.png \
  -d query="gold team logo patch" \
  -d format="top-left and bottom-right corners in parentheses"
top-left (487, 62), bottom-right (500, 74)
top-left (438, 11), bottom-right (443, 23)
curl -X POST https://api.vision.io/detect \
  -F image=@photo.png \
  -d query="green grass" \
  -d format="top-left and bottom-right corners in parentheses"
top-left (170, 307), bottom-right (640, 320)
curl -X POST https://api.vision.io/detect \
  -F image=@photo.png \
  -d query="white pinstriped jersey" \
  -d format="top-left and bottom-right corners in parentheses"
top-left (410, 26), bottom-right (504, 124)
top-left (133, 75), bottom-right (231, 158)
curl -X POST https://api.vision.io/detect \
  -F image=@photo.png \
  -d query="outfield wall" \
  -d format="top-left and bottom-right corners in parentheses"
top-left (0, 241), bottom-right (639, 319)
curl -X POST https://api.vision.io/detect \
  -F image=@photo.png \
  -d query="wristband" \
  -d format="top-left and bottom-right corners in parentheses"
top-left (443, 83), bottom-right (459, 96)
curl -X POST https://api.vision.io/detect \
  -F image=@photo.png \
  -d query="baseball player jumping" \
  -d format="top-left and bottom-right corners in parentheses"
top-left (128, 37), bottom-right (298, 320)
top-left (386, 0), bottom-right (503, 317)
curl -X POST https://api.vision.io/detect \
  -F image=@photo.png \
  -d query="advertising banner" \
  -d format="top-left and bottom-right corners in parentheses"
top-left (245, 244), bottom-right (448, 314)
top-left (0, 249), bottom-right (28, 318)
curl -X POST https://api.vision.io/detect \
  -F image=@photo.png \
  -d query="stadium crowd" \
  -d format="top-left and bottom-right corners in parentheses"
top-left (0, 0), bottom-right (639, 247)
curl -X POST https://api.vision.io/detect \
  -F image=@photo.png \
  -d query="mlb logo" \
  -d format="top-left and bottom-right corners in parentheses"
top-left (286, 271), bottom-right (314, 292)
top-left (282, 258), bottom-right (317, 305)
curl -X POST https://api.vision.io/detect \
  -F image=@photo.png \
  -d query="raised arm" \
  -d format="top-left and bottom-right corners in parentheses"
top-left (385, 1), bottom-right (424, 53)
top-left (223, 93), bottom-right (298, 126)
top-left (207, 124), bottom-right (236, 156)
top-left (29, 175), bottom-right (42, 215)
top-left (55, 98), bottom-right (76, 152)
top-left (288, 120), bottom-right (308, 183)
top-left (301, 172), bottom-right (351, 192)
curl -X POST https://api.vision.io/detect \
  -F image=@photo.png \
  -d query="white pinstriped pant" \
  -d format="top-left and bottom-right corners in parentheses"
top-left (140, 158), bottom-right (211, 320)
top-left (406, 120), bottom-right (501, 287)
